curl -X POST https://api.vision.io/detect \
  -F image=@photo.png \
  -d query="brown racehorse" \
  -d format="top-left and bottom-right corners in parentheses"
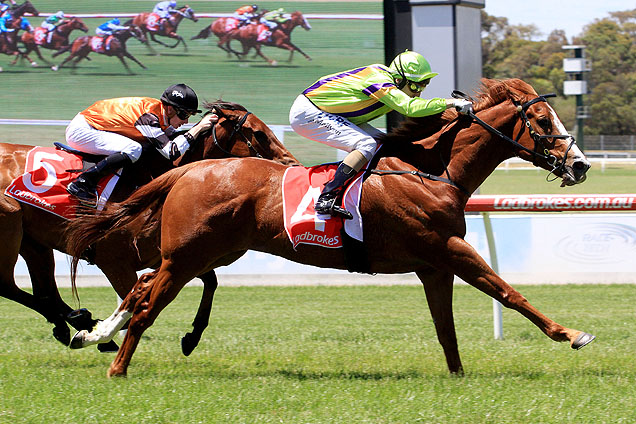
top-left (195, 11), bottom-right (311, 65)
top-left (0, 101), bottom-right (299, 353)
top-left (20, 17), bottom-right (89, 65)
top-left (66, 78), bottom-right (595, 378)
top-left (0, 1), bottom-right (39, 68)
top-left (125, 5), bottom-right (197, 52)
top-left (51, 26), bottom-right (147, 73)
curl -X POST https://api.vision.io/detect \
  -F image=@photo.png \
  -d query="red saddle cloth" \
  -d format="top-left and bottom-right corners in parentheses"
top-left (146, 13), bottom-right (161, 31)
top-left (4, 146), bottom-right (118, 220)
top-left (282, 164), bottom-right (364, 250)
top-left (90, 35), bottom-right (114, 53)
top-left (33, 27), bottom-right (47, 45)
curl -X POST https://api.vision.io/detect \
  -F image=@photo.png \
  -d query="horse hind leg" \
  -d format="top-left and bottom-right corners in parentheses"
top-left (416, 269), bottom-right (464, 375)
top-left (108, 264), bottom-right (194, 377)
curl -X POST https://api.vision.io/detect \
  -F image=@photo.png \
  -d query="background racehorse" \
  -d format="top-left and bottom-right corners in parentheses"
top-left (66, 78), bottom-right (594, 377)
top-left (198, 11), bottom-right (311, 65)
top-left (20, 17), bottom-right (89, 65)
top-left (0, 102), bottom-right (299, 353)
top-left (51, 26), bottom-right (147, 73)
top-left (125, 5), bottom-right (197, 51)
top-left (0, 0), bottom-right (39, 67)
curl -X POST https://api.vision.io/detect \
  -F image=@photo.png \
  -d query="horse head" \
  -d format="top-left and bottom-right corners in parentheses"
top-left (14, 0), bottom-right (38, 17)
top-left (480, 78), bottom-right (590, 186)
top-left (180, 6), bottom-right (198, 22)
top-left (177, 100), bottom-right (300, 166)
top-left (290, 11), bottom-right (311, 31)
top-left (69, 17), bottom-right (89, 33)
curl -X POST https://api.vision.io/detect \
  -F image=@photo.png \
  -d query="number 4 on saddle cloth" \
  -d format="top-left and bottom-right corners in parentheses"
top-left (282, 163), bottom-right (365, 250)
top-left (4, 145), bottom-right (120, 219)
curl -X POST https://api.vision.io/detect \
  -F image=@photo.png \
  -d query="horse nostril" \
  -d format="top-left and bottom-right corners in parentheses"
top-left (573, 160), bottom-right (590, 172)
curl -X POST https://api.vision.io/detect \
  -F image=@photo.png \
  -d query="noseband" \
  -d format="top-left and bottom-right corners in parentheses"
top-left (210, 108), bottom-right (263, 158)
top-left (452, 91), bottom-right (576, 176)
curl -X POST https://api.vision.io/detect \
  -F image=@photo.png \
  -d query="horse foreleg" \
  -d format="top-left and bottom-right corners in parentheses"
top-left (117, 56), bottom-right (134, 74)
top-left (416, 269), bottom-right (464, 375)
top-left (281, 42), bottom-right (311, 61)
top-left (52, 45), bottom-right (71, 58)
top-left (443, 236), bottom-right (595, 348)
top-left (181, 270), bottom-right (218, 356)
top-left (123, 52), bottom-right (146, 69)
top-left (31, 46), bottom-right (50, 64)
top-left (253, 44), bottom-right (276, 66)
top-left (150, 33), bottom-right (171, 48)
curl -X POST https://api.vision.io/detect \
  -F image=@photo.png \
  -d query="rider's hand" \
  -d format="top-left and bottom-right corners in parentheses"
top-left (187, 114), bottom-right (218, 139)
top-left (196, 113), bottom-right (218, 131)
top-left (451, 99), bottom-right (473, 115)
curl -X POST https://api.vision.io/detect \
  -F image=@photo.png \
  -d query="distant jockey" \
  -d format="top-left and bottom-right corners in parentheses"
top-left (96, 18), bottom-right (128, 37)
top-left (0, 0), bottom-right (16, 18)
top-left (232, 4), bottom-right (258, 27)
top-left (153, 0), bottom-right (177, 31)
top-left (41, 11), bottom-right (64, 44)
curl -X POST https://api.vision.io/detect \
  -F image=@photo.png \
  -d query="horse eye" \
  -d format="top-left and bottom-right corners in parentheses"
top-left (537, 117), bottom-right (552, 132)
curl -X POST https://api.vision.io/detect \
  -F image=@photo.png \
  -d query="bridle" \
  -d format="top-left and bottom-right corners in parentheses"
top-left (452, 90), bottom-right (576, 177)
top-left (210, 108), bottom-right (264, 158)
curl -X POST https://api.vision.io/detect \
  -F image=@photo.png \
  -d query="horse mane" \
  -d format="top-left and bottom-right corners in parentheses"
top-left (380, 78), bottom-right (537, 145)
top-left (203, 99), bottom-right (248, 112)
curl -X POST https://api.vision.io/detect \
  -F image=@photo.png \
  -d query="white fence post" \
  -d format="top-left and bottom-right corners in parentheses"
top-left (481, 212), bottom-right (504, 340)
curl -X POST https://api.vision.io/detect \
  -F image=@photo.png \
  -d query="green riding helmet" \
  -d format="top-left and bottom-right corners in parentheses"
top-left (389, 50), bottom-right (438, 86)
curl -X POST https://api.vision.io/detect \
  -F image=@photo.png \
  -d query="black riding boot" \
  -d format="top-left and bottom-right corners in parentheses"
top-left (314, 162), bottom-right (356, 220)
top-left (67, 152), bottom-right (132, 204)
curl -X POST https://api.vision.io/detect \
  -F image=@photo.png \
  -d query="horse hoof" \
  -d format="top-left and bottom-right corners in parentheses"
top-left (69, 330), bottom-right (86, 349)
top-left (181, 332), bottom-right (201, 356)
top-left (571, 332), bottom-right (595, 350)
top-left (0, 67), bottom-right (3, 72)
top-left (51, 65), bottom-right (58, 71)
top-left (270, 60), bottom-right (278, 67)
top-left (97, 340), bottom-right (119, 353)
top-left (52, 325), bottom-right (71, 346)
top-left (31, 62), bottom-right (38, 67)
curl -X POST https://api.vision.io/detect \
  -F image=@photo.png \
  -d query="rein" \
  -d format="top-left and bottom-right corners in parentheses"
top-left (452, 90), bottom-right (575, 177)
top-left (367, 168), bottom-right (471, 196)
top-left (210, 109), bottom-right (263, 158)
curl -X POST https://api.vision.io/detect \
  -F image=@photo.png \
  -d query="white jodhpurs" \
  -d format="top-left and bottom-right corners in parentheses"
top-left (289, 94), bottom-right (383, 162)
top-left (65, 113), bottom-right (143, 162)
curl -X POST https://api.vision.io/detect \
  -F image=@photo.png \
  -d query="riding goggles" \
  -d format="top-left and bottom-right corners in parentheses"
top-left (408, 80), bottom-right (429, 93)
top-left (175, 107), bottom-right (195, 120)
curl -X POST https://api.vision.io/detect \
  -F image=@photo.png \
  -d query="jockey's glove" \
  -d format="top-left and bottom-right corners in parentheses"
top-left (452, 98), bottom-right (473, 115)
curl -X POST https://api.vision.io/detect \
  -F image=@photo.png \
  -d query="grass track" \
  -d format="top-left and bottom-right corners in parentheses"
top-left (0, 284), bottom-right (634, 423)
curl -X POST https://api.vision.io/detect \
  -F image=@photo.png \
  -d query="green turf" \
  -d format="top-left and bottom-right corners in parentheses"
top-left (0, 284), bottom-right (634, 423)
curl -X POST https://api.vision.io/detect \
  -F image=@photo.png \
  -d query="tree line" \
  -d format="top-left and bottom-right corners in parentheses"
top-left (482, 8), bottom-right (636, 135)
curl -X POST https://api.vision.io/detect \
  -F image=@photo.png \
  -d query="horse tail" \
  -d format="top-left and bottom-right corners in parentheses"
top-left (191, 26), bottom-right (210, 40)
top-left (65, 162), bottom-right (199, 295)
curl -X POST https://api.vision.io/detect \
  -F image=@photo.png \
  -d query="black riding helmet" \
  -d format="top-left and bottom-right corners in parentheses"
top-left (160, 83), bottom-right (202, 115)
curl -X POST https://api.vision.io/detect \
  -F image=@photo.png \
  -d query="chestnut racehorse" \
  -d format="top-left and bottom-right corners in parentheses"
top-left (196, 11), bottom-right (311, 65)
top-left (66, 78), bottom-right (595, 378)
top-left (125, 5), bottom-right (197, 51)
top-left (0, 102), bottom-right (299, 353)
top-left (20, 17), bottom-right (89, 65)
top-left (51, 26), bottom-right (147, 73)
top-left (0, 1), bottom-right (39, 67)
